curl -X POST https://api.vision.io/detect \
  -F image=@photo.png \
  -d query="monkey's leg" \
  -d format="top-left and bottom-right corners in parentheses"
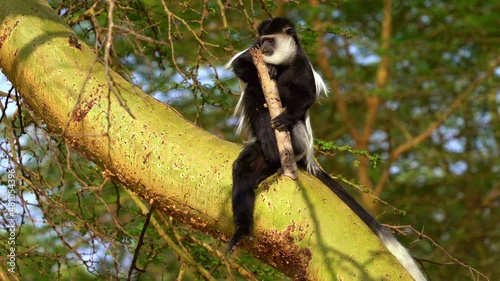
top-left (228, 141), bottom-right (278, 252)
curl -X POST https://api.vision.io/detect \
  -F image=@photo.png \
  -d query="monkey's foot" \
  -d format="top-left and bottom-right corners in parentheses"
top-left (227, 231), bottom-right (253, 253)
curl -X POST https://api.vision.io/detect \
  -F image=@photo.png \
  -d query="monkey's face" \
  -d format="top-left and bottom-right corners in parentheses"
top-left (259, 33), bottom-right (297, 66)
top-left (260, 36), bottom-right (275, 56)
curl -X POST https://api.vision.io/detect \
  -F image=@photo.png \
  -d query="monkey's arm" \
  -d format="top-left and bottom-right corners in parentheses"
top-left (231, 48), bottom-right (261, 84)
top-left (271, 80), bottom-right (316, 130)
top-left (270, 54), bottom-right (317, 130)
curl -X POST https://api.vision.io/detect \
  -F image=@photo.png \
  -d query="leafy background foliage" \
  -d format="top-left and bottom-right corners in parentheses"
top-left (0, 0), bottom-right (498, 280)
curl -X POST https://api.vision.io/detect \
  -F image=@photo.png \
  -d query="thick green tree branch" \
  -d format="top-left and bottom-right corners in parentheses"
top-left (0, 0), bottom-right (415, 280)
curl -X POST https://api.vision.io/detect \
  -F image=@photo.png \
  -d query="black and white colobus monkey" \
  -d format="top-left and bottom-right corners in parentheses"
top-left (226, 18), bottom-right (426, 281)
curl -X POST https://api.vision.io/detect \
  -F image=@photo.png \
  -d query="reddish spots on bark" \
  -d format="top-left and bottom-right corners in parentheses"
top-left (73, 98), bottom-right (96, 122)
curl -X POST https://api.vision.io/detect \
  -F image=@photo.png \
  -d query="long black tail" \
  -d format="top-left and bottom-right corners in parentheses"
top-left (314, 169), bottom-right (426, 281)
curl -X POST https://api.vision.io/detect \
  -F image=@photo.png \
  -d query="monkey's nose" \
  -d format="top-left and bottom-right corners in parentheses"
top-left (261, 46), bottom-right (273, 55)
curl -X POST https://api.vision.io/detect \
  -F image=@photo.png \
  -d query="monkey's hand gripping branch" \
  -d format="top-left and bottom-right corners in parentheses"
top-left (249, 48), bottom-right (298, 180)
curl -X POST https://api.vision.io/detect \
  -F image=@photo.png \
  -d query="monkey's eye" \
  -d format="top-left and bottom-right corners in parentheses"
top-left (261, 37), bottom-right (274, 44)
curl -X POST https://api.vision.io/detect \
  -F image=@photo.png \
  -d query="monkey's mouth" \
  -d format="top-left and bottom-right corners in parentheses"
top-left (261, 49), bottom-right (273, 56)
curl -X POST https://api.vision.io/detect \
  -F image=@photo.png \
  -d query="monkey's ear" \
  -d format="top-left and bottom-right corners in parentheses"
top-left (284, 26), bottom-right (294, 35)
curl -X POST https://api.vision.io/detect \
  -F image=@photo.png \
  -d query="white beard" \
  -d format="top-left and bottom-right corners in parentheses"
top-left (262, 35), bottom-right (297, 65)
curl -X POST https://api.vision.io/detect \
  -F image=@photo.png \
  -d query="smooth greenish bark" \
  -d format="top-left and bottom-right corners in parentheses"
top-left (0, 0), bottom-right (413, 279)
